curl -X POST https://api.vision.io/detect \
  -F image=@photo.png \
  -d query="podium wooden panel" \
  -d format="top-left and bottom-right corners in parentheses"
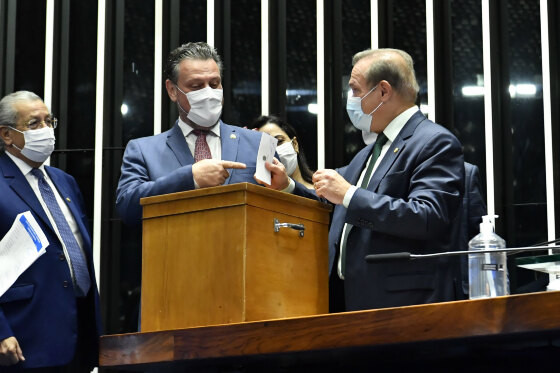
top-left (100, 291), bottom-right (560, 371)
top-left (139, 183), bottom-right (331, 332)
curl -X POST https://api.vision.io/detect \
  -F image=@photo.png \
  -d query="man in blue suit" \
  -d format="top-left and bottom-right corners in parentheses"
top-left (0, 91), bottom-right (101, 371)
top-left (267, 49), bottom-right (465, 311)
top-left (454, 162), bottom-right (487, 298)
top-left (116, 42), bottom-right (263, 225)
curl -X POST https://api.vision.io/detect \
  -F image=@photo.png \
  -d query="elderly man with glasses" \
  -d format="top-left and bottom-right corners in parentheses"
top-left (0, 91), bottom-right (101, 372)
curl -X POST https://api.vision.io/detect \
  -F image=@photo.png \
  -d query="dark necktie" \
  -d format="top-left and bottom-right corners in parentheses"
top-left (339, 133), bottom-right (388, 278)
top-left (31, 168), bottom-right (91, 296)
top-left (359, 132), bottom-right (388, 189)
top-left (193, 129), bottom-right (212, 162)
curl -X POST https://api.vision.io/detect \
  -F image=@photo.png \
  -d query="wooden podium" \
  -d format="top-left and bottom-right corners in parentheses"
top-left (139, 183), bottom-right (332, 332)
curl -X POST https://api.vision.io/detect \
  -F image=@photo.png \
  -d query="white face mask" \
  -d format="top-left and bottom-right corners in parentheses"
top-left (10, 126), bottom-right (56, 163)
top-left (346, 85), bottom-right (383, 132)
top-left (361, 130), bottom-right (378, 145)
top-left (276, 140), bottom-right (298, 176)
top-left (176, 85), bottom-right (223, 128)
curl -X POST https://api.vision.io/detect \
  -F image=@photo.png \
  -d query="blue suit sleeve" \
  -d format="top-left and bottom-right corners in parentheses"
top-left (0, 309), bottom-right (14, 341)
top-left (345, 131), bottom-right (464, 240)
top-left (116, 140), bottom-right (195, 225)
top-left (292, 181), bottom-right (318, 200)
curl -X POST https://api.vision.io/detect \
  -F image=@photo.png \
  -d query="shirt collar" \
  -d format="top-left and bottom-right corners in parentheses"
top-left (177, 117), bottom-right (221, 138)
top-left (5, 151), bottom-right (47, 176)
top-left (382, 105), bottom-right (419, 143)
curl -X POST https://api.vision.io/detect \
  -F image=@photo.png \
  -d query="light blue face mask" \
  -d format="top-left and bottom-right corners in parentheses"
top-left (346, 85), bottom-right (384, 132)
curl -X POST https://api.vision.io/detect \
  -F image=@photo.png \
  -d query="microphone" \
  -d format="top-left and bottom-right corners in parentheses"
top-left (365, 245), bottom-right (560, 263)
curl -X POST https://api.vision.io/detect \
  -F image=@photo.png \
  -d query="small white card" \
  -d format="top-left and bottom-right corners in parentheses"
top-left (255, 132), bottom-right (278, 186)
top-left (0, 211), bottom-right (49, 298)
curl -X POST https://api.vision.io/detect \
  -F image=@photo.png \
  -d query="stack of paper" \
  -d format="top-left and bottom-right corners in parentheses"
top-left (0, 211), bottom-right (49, 297)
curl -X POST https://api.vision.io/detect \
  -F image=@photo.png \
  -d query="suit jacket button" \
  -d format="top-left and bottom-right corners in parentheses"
top-left (59, 254), bottom-right (65, 261)
top-left (63, 280), bottom-right (69, 288)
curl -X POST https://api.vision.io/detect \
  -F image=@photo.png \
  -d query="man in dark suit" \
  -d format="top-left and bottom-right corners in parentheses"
top-left (116, 42), bottom-right (264, 225)
top-left (0, 91), bottom-right (101, 371)
top-left (454, 162), bottom-right (487, 298)
top-left (266, 49), bottom-right (464, 311)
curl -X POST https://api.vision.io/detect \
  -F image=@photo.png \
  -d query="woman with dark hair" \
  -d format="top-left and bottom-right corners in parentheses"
top-left (250, 115), bottom-right (314, 189)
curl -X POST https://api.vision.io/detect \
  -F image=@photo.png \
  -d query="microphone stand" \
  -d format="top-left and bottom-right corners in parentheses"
top-left (365, 245), bottom-right (560, 263)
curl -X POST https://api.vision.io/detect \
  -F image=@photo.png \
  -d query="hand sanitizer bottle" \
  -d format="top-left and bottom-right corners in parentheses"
top-left (468, 215), bottom-right (509, 299)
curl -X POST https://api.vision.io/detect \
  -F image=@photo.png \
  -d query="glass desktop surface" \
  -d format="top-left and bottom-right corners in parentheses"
top-left (516, 254), bottom-right (560, 291)
top-left (516, 254), bottom-right (560, 274)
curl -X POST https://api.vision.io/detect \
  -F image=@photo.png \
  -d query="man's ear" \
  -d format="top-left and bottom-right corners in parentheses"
top-left (379, 80), bottom-right (393, 100)
top-left (0, 127), bottom-right (13, 147)
top-left (165, 79), bottom-right (178, 102)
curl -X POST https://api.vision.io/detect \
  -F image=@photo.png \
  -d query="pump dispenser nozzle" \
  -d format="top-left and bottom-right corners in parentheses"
top-left (480, 214), bottom-right (499, 234)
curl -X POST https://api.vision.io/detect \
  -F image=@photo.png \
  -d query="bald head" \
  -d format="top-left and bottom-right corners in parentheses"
top-left (352, 49), bottom-right (419, 104)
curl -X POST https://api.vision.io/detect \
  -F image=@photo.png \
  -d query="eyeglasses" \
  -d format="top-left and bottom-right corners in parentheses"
top-left (22, 115), bottom-right (58, 130)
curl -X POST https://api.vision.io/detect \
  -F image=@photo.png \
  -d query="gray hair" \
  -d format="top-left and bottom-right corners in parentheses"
top-left (0, 91), bottom-right (44, 152)
top-left (352, 48), bottom-right (420, 103)
top-left (164, 42), bottom-right (224, 84)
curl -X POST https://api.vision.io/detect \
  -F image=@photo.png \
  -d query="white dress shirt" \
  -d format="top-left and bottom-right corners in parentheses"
top-left (6, 152), bottom-right (85, 280)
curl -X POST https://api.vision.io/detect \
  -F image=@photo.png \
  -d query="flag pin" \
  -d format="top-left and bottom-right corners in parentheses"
top-left (393, 148), bottom-right (399, 153)
top-left (230, 134), bottom-right (237, 139)
top-left (66, 197), bottom-right (71, 202)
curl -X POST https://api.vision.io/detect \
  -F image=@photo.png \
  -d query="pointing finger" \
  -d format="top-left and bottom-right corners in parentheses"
top-left (221, 161), bottom-right (246, 169)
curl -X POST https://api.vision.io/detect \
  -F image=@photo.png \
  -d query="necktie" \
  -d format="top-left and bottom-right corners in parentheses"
top-left (339, 133), bottom-right (388, 278)
top-left (31, 168), bottom-right (91, 296)
top-left (193, 129), bottom-right (212, 162)
top-left (359, 133), bottom-right (388, 189)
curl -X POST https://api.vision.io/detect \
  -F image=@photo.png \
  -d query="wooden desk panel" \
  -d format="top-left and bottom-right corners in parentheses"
top-left (100, 291), bottom-right (560, 369)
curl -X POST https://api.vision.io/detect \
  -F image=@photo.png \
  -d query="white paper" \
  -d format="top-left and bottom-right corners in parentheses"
top-left (255, 132), bottom-right (278, 186)
top-left (0, 211), bottom-right (49, 297)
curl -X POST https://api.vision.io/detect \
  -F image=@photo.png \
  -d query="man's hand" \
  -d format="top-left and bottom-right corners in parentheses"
top-left (255, 158), bottom-right (290, 190)
top-left (0, 337), bottom-right (25, 366)
top-left (192, 159), bottom-right (246, 188)
top-left (312, 169), bottom-right (351, 205)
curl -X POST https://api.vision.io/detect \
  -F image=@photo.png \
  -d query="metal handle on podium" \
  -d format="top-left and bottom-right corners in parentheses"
top-left (274, 218), bottom-right (305, 237)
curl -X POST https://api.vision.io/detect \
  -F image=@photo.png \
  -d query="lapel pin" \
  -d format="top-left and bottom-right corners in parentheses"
top-left (66, 197), bottom-right (71, 202)
top-left (230, 134), bottom-right (237, 139)
top-left (393, 148), bottom-right (399, 153)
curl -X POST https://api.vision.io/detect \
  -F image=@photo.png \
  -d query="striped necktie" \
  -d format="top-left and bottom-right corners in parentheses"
top-left (31, 168), bottom-right (90, 296)
top-left (193, 129), bottom-right (212, 162)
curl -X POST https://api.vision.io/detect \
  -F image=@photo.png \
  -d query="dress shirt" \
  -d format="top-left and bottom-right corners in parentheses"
top-left (6, 152), bottom-right (85, 280)
top-left (177, 117), bottom-right (222, 160)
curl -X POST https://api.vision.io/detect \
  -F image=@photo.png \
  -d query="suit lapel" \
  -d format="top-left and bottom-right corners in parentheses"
top-left (166, 121), bottom-right (194, 166)
top-left (367, 138), bottom-right (406, 191)
top-left (367, 111), bottom-right (425, 191)
top-left (220, 122), bottom-right (240, 185)
top-left (0, 154), bottom-right (53, 231)
top-left (45, 167), bottom-right (92, 251)
top-left (344, 144), bottom-right (375, 185)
